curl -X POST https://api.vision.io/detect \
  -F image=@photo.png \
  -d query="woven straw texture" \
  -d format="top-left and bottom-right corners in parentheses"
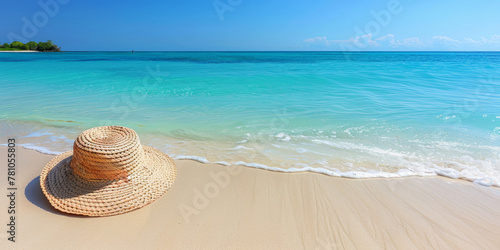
top-left (40, 126), bottom-right (177, 217)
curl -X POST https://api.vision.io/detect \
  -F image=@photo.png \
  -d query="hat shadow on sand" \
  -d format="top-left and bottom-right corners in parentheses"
top-left (25, 176), bottom-right (72, 216)
top-left (24, 156), bottom-right (107, 217)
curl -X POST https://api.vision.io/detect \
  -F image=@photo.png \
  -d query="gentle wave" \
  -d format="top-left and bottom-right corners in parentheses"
top-left (11, 143), bottom-right (66, 155)
top-left (14, 143), bottom-right (499, 188)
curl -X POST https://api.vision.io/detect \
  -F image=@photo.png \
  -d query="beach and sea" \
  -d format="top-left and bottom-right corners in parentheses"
top-left (1, 51), bottom-right (500, 249)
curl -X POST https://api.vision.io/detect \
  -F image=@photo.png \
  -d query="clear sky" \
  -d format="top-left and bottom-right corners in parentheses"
top-left (1, 0), bottom-right (499, 51)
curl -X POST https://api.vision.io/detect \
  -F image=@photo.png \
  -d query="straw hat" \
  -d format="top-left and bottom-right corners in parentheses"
top-left (40, 126), bottom-right (177, 216)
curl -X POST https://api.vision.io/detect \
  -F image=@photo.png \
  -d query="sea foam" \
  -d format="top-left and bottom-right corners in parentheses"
top-left (10, 143), bottom-right (500, 187)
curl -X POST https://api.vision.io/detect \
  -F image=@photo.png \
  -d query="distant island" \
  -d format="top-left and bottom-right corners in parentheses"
top-left (0, 40), bottom-right (61, 52)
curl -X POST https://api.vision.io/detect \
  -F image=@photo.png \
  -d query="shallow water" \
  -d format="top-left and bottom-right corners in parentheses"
top-left (1, 52), bottom-right (499, 185)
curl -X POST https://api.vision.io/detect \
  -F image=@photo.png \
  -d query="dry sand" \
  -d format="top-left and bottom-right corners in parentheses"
top-left (1, 146), bottom-right (500, 249)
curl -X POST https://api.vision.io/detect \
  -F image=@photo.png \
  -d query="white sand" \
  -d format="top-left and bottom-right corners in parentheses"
top-left (1, 146), bottom-right (500, 249)
top-left (0, 50), bottom-right (39, 53)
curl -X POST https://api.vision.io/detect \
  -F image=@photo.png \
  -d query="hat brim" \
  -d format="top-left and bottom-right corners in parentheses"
top-left (40, 146), bottom-right (177, 216)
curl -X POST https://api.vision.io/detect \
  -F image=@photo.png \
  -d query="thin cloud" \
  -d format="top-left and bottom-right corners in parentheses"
top-left (303, 37), bottom-right (330, 46)
top-left (377, 35), bottom-right (423, 47)
top-left (396, 37), bottom-right (424, 47)
top-left (483, 35), bottom-right (500, 44)
top-left (432, 36), bottom-right (461, 46)
top-left (463, 37), bottom-right (481, 44)
top-left (348, 33), bottom-right (380, 47)
top-left (303, 34), bottom-right (500, 50)
top-left (463, 35), bottom-right (500, 45)
top-left (305, 34), bottom-right (380, 48)
top-left (376, 34), bottom-right (396, 46)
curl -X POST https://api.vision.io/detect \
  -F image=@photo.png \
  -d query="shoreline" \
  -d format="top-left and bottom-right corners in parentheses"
top-left (7, 134), bottom-right (500, 187)
top-left (19, 144), bottom-right (500, 192)
top-left (2, 146), bottom-right (500, 249)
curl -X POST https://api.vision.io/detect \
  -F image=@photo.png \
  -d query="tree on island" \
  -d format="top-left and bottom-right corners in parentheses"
top-left (27, 41), bottom-right (38, 50)
top-left (0, 40), bottom-right (61, 52)
top-left (10, 41), bottom-right (24, 48)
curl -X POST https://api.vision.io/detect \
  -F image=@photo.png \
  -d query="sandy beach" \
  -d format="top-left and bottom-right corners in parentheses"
top-left (0, 50), bottom-right (39, 53)
top-left (1, 146), bottom-right (499, 249)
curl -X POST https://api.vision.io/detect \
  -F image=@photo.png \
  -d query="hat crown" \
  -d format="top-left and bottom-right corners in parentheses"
top-left (70, 126), bottom-right (145, 182)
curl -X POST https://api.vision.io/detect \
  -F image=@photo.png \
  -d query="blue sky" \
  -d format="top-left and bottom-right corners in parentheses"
top-left (1, 0), bottom-right (499, 51)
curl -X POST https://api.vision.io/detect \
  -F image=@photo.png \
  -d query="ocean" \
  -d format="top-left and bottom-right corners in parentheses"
top-left (1, 51), bottom-right (499, 186)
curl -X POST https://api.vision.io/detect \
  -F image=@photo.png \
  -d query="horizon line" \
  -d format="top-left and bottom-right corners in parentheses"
top-left (59, 50), bottom-right (500, 53)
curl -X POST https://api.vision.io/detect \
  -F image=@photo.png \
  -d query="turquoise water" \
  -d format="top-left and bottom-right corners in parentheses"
top-left (1, 52), bottom-right (499, 185)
